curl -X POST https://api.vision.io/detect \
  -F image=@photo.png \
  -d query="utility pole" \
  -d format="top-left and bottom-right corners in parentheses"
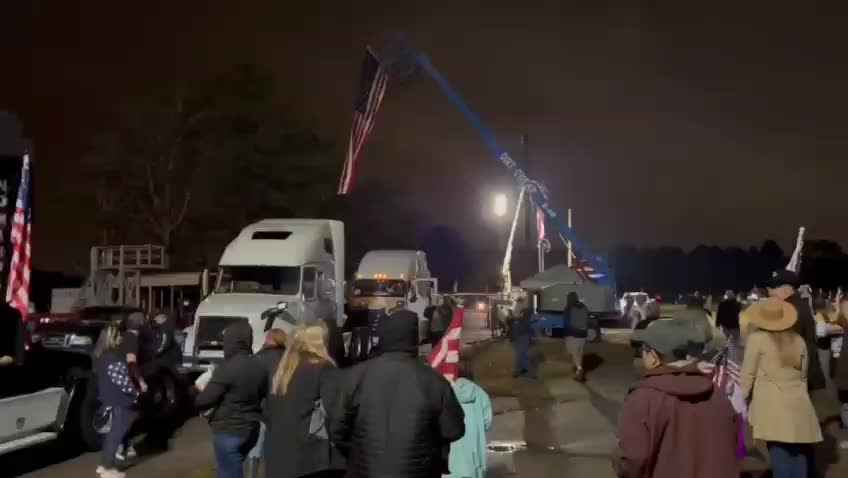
top-left (567, 208), bottom-right (573, 267)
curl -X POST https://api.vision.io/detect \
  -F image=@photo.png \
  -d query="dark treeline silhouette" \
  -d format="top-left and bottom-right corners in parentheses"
top-left (611, 239), bottom-right (848, 296)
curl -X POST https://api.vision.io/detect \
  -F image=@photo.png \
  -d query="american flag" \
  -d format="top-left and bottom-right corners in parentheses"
top-left (712, 338), bottom-right (742, 391)
top-left (337, 48), bottom-right (389, 195)
top-left (6, 154), bottom-right (32, 320)
top-left (428, 308), bottom-right (463, 381)
top-left (711, 338), bottom-right (747, 460)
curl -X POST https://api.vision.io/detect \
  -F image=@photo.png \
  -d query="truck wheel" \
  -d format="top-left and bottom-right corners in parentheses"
top-left (79, 379), bottom-right (109, 451)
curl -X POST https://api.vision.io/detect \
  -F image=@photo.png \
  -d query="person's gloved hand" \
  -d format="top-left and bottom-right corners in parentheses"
top-left (0, 355), bottom-right (14, 366)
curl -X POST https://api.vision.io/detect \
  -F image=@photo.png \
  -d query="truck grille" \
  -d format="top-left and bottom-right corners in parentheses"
top-left (42, 333), bottom-right (68, 349)
top-left (196, 316), bottom-right (248, 351)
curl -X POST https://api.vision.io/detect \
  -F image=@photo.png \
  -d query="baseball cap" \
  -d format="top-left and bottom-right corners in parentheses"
top-left (765, 270), bottom-right (800, 288)
top-left (639, 320), bottom-right (694, 359)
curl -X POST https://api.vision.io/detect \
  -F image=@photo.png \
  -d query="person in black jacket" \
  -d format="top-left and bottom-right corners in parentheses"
top-left (265, 324), bottom-right (344, 478)
top-left (195, 321), bottom-right (268, 478)
top-left (332, 310), bottom-right (465, 478)
top-left (767, 270), bottom-right (826, 392)
top-left (716, 291), bottom-right (742, 342)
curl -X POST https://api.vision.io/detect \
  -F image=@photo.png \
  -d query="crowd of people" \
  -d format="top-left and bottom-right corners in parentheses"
top-left (616, 270), bottom-right (848, 478)
top-left (94, 305), bottom-right (494, 478)
top-left (87, 267), bottom-right (848, 478)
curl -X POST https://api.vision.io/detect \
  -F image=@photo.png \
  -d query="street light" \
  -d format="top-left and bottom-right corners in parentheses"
top-left (493, 193), bottom-right (508, 218)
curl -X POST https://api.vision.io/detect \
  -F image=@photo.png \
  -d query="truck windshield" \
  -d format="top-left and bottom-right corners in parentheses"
top-left (216, 266), bottom-right (301, 295)
top-left (352, 279), bottom-right (407, 298)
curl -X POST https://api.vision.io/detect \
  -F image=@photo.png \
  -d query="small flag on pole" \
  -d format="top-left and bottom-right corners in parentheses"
top-left (428, 308), bottom-right (463, 381)
top-left (6, 155), bottom-right (32, 321)
top-left (337, 48), bottom-right (389, 195)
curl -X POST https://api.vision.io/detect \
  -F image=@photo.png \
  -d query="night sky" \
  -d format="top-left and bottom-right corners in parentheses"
top-left (1, 1), bottom-right (847, 272)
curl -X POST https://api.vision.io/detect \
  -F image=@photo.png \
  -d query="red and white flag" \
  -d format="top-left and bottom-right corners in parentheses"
top-left (6, 154), bottom-right (32, 321)
top-left (337, 48), bottom-right (389, 195)
top-left (428, 308), bottom-right (463, 381)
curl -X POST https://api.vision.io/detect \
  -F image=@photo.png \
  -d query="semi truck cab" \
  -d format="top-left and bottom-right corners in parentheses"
top-left (182, 219), bottom-right (344, 371)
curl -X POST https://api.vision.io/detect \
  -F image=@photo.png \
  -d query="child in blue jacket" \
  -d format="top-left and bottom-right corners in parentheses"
top-left (95, 324), bottom-right (140, 478)
top-left (445, 363), bottom-right (493, 478)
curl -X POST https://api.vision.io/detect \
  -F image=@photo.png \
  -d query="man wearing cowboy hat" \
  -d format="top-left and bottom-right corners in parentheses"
top-left (766, 270), bottom-right (826, 391)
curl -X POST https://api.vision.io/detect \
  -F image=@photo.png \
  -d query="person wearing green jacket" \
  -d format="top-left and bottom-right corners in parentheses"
top-left (445, 364), bottom-right (493, 478)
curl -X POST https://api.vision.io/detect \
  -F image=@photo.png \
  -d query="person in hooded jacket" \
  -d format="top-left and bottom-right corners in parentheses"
top-left (444, 363), bottom-right (492, 478)
top-left (95, 324), bottom-right (140, 478)
top-left (265, 324), bottom-right (345, 478)
top-left (614, 320), bottom-right (738, 478)
top-left (429, 299), bottom-right (453, 347)
top-left (332, 309), bottom-right (465, 478)
top-left (195, 321), bottom-right (268, 478)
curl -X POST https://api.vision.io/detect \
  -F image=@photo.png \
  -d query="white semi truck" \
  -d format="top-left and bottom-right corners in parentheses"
top-left (348, 250), bottom-right (438, 343)
top-left (181, 219), bottom-right (344, 371)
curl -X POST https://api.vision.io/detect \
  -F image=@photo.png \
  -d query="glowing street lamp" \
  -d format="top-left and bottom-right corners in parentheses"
top-left (493, 193), bottom-right (508, 218)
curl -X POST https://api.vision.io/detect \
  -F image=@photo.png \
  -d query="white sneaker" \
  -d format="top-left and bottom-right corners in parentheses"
top-left (98, 468), bottom-right (125, 478)
top-left (839, 439), bottom-right (848, 450)
top-left (96, 466), bottom-right (105, 475)
top-left (116, 444), bottom-right (137, 461)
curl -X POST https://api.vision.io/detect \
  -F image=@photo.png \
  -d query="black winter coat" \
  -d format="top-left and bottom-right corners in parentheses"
top-left (331, 311), bottom-right (464, 478)
top-left (195, 321), bottom-right (268, 436)
top-left (332, 353), bottom-right (465, 478)
top-left (265, 361), bottom-right (345, 478)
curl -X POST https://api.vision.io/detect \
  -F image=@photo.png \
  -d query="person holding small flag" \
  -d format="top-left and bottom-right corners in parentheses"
top-left (613, 320), bottom-right (738, 478)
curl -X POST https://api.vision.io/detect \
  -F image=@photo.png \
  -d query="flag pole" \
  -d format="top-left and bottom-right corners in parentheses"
top-left (567, 208), bottom-right (573, 268)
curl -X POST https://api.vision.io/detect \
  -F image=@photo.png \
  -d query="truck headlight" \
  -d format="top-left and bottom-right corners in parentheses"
top-left (68, 335), bottom-right (92, 346)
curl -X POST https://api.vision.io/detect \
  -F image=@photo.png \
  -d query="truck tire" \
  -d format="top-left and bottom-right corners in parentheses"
top-left (79, 378), bottom-right (109, 451)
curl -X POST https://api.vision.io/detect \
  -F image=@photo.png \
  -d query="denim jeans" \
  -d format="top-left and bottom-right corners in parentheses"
top-left (767, 442), bottom-right (814, 478)
top-left (213, 429), bottom-right (259, 478)
top-left (101, 406), bottom-right (137, 469)
top-left (513, 335), bottom-right (534, 377)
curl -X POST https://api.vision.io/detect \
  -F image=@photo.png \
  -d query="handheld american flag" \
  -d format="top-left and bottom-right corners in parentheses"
top-left (337, 48), bottom-right (389, 195)
top-left (428, 308), bottom-right (463, 381)
top-left (6, 154), bottom-right (32, 320)
top-left (711, 337), bottom-right (747, 460)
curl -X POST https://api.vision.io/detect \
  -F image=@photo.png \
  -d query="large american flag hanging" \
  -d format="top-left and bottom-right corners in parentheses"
top-left (337, 48), bottom-right (389, 195)
top-left (428, 308), bottom-right (463, 381)
top-left (6, 154), bottom-right (32, 320)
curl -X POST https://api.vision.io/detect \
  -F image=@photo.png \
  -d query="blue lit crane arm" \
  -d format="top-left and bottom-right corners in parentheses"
top-left (414, 52), bottom-right (613, 285)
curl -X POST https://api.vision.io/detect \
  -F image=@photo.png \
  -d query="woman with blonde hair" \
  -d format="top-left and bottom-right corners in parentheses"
top-left (741, 298), bottom-right (822, 478)
top-left (264, 324), bottom-right (344, 478)
top-left (94, 323), bottom-right (140, 478)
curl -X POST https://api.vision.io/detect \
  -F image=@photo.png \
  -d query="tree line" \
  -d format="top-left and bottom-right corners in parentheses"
top-left (610, 239), bottom-right (848, 296)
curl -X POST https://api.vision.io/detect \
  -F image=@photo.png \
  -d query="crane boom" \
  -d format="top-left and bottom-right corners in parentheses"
top-left (414, 53), bottom-right (613, 285)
